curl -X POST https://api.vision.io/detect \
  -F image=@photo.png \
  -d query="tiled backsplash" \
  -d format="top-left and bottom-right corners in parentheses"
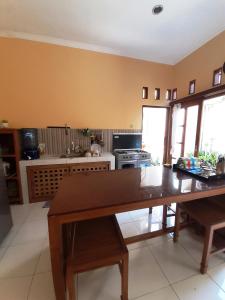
top-left (38, 128), bottom-right (141, 155)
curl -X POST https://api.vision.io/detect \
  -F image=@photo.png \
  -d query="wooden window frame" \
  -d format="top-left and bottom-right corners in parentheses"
top-left (172, 88), bottom-right (177, 100)
top-left (166, 89), bottom-right (172, 101)
top-left (212, 68), bottom-right (222, 87)
top-left (154, 88), bottom-right (160, 100)
top-left (142, 87), bottom-right (148, 99)
top-left (189, 80), bottom-right (196, 95)
top-left (168, 84), bottom-right (225, 163)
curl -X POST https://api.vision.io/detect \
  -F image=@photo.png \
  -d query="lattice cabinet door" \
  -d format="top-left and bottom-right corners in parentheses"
top-left (70, 162), bottom-right (110, 174)
top-left (27, 164), bottom-right (70, 203)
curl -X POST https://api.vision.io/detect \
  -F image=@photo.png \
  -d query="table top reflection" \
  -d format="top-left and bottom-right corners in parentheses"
top-left (49, 166), bottom-right (225, 217)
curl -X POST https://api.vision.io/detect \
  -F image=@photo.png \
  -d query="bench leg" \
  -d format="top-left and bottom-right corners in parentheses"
top-left (121, 254), bottom-right (129, 300)
top-left (201, 226), bottom-right (213, 274)
top-left (66, 269), bottom-right (76, 300)
top-left (149, 208), bottom-right (152, 214)
top-left (173, 204), bottom-right (180, 243)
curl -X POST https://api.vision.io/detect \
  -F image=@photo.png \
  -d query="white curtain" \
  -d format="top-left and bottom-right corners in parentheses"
top-left (170, 104), bottom-right (181, 156)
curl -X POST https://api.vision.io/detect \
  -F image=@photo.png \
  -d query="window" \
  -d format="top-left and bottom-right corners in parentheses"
top-left (171, 104), bottom-right (199, 163)
top-left (184, 105), bottom-right (199, 157)
top-left (154, 88), bottom-right (160, 100)
top-left (171, 108), bottom-right (185, 164)
top-left (200, 95), bottom-right (225, 154)
top-left (213, 68), bottom-right (222, 86)
top-left (166, 89), bottom-right (172, 101)
top-left (189, 80), bottom-right (196, 95)
top-left (142, 87), bottom-right (148, 99)
top-left (172, 89), bottom-right (177, 100)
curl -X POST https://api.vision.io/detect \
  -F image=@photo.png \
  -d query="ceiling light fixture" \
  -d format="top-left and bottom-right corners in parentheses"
top-left (152, 5), bottom-right (164, 15)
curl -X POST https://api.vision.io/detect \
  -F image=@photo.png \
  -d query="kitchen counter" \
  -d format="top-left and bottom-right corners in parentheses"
top-left (19, 152), bottom-right (115, 204)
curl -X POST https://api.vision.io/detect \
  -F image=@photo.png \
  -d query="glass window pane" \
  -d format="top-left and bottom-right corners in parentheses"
top-left (174, 143), bottom-right (182, 159)
top-left (200, 95), bottom-right (225, 154)
top-left (177, 109), bottom-right (185, 126)
top-left (184, 105), bottom-right (199, 157)
top-left (176, 126), bottom-right (184, 143)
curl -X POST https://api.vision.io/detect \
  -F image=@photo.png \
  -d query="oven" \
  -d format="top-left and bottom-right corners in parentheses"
top-left (113, 133), bottom-right (152, 170)
top-left (117, 160), bottom-right (138, 169)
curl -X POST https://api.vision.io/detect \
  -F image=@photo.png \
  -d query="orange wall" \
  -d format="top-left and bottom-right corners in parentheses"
top-left (174, 31), bottom-right (225, 98)
top-left (0, 37), bottom-right (174, 129)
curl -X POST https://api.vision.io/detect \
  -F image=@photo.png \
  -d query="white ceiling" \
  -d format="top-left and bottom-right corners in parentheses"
top-left (0, 0), bottom-right (225, 65)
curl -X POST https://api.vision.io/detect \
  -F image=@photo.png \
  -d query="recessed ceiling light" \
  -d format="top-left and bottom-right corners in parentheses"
top-left (152, 5), bottom-right (164, 15)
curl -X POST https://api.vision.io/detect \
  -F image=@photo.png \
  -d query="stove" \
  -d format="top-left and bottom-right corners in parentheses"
top-left (112, 133), bottom-right (152, 169)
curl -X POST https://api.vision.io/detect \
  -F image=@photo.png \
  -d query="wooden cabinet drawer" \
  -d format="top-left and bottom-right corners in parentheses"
top-left (27, 161), bottom-right (110, 203)
top-left (27, 164), bottom-right (70, 203)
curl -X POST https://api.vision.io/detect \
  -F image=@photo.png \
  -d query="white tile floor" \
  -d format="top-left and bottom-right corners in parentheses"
top-left (0, 204), bottom-right (225, 300)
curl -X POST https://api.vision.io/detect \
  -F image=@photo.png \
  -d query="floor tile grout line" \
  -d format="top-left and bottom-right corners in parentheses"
top-left (145, 242), bottom-right (171, 286)
top-left (27, 241), bottom-right (48, 300)
top-left (5, 238), bottom-right (48, 249)
top-left (0, 245), bottom-right (10, 264)
top-left (26, 274), bottom-right (36, 300)
top-left (177, 238), bottom-right (204, 267)
top-left (178, 236), bottom-right (225, 272)
top-left (0, 273), bottom-right (35, 280)
top-left (169, 283), bottom-right (181, 300)
top-left (33, 239), bottom-right (47, 276)
top-left (147, 239), bottom-right (200, 286)
top-left (131, 285), bottom-right (179, 300)
top-left (207, 271), bottom-right (225, 293)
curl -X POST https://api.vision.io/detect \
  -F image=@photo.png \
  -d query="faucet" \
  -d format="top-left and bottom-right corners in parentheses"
top-left (64, 123), bottom-right (70, 155)
top-left (71, 141), bottom-right (75, 152)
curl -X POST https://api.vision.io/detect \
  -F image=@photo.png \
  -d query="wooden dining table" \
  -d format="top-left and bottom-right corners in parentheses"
top-left (48, 166), bottom-right (225, 300)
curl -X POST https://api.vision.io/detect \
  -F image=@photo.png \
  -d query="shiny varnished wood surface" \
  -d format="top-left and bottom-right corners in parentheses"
top-left (49, 166), bottom-right (225, 217)
top-left (48, 166), bottom-right (225, 300)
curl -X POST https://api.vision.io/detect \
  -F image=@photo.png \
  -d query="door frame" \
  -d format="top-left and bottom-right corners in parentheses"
top-left (142, 105), bottom-right (171, 164)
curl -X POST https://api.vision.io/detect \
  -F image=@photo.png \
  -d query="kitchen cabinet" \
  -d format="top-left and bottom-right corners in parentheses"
top-left (27, 161), bottom-right (110, 203)
top-left (0, 158), bottom-right (13, 244)
top-left (0, 129), bottom-right (23, 204)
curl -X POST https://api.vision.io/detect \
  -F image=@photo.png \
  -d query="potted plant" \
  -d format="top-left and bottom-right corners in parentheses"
top-left (0, 120), bottom-right (9, 128)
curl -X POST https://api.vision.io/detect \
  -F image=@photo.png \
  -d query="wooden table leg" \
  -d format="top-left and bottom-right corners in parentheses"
top-left (173, 204), bottom-right (180, 242)
top-left (48, 216), bottom-right (67, 300)
top-left (200, 226), bottom-right (213, 274)
top-left (121, 253), bottom-right (129, 300)
top-left (162, 205), bottom-right (168, 231)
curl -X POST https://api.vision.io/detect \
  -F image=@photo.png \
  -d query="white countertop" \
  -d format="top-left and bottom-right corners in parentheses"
top-left (20, 152), bottom-right (115, 166)
top-left (19, 152), bottom-right (115, 204)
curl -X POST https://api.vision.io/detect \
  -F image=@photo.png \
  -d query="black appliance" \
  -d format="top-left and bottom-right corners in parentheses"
top-left (20, 128), bottom-right (39, 160)
top-left (113, 133), bottom-right (142, 150)
top-left (0, 158), bottom-right (13, 245)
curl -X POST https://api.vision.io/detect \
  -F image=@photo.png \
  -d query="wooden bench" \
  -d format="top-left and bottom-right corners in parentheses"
top-left (174, 196), bottom-right (225, 274)
top-left (66, 215), bottom-right (129, 300)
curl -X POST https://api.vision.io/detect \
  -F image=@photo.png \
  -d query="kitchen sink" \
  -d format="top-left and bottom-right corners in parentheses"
top-left (60, 153), bottom-right (84, 158)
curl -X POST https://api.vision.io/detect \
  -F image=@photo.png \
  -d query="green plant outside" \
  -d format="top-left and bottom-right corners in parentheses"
top-left (185, 151), bottom-right (218, 167)
top-left (198, 151), bottom-right (218, 167)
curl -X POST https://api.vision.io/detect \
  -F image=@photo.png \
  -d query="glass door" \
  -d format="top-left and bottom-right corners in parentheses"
top-left (142, 106), bottom-right (168, 165)
top-left (171, 104), bottom-right (200, 163)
